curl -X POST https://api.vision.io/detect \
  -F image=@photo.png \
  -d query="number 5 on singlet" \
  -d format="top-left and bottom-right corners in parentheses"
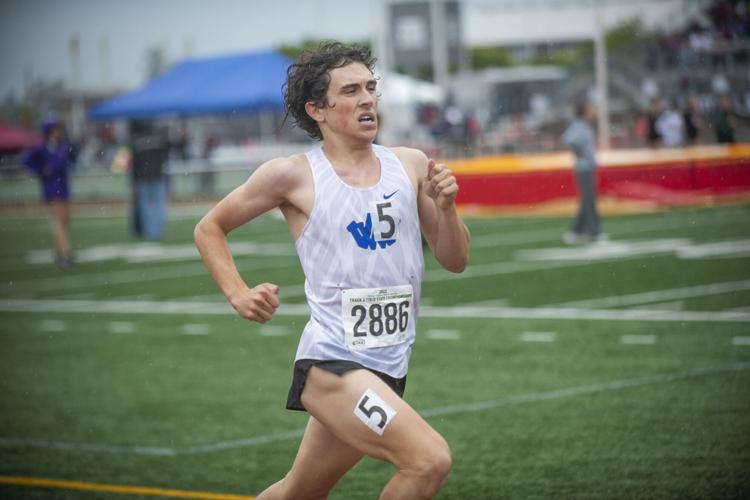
top-left (342, 285), bottom-right (414, 350)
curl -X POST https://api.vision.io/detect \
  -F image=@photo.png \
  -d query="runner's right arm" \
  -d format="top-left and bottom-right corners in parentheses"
top-left (194, 157), bottom-right (295, 323)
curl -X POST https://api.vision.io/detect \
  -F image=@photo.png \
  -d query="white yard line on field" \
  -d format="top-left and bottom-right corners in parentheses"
top-left (2, 259), bottom-right (296, 295)
top-left (181, 294), bottom-right (226, 303)
top-left (520, 331), bottom-right (557, 342)
top-left (621, 334), bottom-right (657, 345)
top-left (2, 263), bottom-right (215, 293)
top-left (184, 284), bottom-right (308, 304)
top-left (627, 301), bottom-right (685, 311)
top-left (1, 361), bottom-right (746, 456)
top-left (452, 298), bottom-right (509, 308)
top-left (470, 210), bottom-right (750, 249)
top-left (423, 259), bottom-right (598, 281)
top-left (2, 298), bottom-right (750, 323)
top-left (5, 210), bottom-right (747, 301)
top-left (39, 319), bottom-right (67, 332)
top-left (180, 323), bottom-right (211, 335)
top-left (418, 361), bottom-right (750, 417)
top-left (551, 279), bottom-right (750, 309)
top-left (425, 329), bottom-right (462, 340)
top-left (25, 241), bottom-right (295, 266)
top-left (178, 261), bottom-right (588, 303)
top-left (107, 321), bottom-right (136, 334)
top-left (514, 238), bottom-right (750, 263)
top-left (180, 429), bottom-right (306, 454)
top-left (0, 437), bottom-right (178, 456)
top-left (259, 326), bottom-right (289, 337)
top-left (418, 304), bottom-right (750, 323)
top-left (426, 238), bottom-right (750, 281)
top-left (7, 250), bottom-right (581, 299)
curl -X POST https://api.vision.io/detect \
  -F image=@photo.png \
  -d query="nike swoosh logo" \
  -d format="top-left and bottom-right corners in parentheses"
top-left (383, 190), bottom-right (398, 200)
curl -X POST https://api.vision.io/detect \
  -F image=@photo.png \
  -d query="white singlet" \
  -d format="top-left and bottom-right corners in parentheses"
top-left (293, 144), bottom-right (425, 378)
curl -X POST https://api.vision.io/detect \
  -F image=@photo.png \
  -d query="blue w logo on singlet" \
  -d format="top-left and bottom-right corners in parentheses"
top-left (347, 213), bottom-right (396, 250)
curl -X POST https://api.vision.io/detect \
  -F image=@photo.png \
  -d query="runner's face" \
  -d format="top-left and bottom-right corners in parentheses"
top-left (319, 62), bottom-right (378, 140)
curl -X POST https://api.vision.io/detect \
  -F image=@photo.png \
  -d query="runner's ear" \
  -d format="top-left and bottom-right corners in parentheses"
top-left (305, 101), bottom-right (324, 123)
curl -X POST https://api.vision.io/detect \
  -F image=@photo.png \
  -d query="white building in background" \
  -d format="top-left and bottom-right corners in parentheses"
top-left (376, 70), bottom-right (445, 145)
top-left (463, 0), bottom-right (710, 47)
top-left (380, 0), bottom-right (710, 69)
top-left (376, 0), bottom-right (716, 151)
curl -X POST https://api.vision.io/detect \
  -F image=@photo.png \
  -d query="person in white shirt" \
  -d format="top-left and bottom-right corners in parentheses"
top-left (194, 42), bottom-right (470, 500)
top-left (655, 100), bottom-right (686, 147)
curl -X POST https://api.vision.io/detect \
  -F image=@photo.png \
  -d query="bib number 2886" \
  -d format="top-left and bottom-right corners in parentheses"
top-left (351, 300), bottom-right (409, 337)
top-left (342, 285), bottom-right (414, 350)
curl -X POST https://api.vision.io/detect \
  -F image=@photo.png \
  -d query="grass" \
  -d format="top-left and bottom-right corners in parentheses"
top-left (1, 203), bottom-right (749, 499)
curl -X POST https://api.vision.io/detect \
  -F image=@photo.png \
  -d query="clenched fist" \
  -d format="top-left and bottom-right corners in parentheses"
top-left (228, 282), bottom-right (280, 323)
top-left (423, 159), bottom-right (459, 209)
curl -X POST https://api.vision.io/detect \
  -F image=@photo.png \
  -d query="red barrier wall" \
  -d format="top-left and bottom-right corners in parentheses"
top-left (447, 145), bottom-right (750, 207)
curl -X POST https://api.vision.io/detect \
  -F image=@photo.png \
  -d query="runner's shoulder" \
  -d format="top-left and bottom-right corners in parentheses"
top-left (252, 153), bottom-right (311, 190)
top-left (387, 146), bottom-right (429, 180)
top-left (388, 146), bottom-right (428, 164)
top-left (258, 153), bottom-right (309, 173)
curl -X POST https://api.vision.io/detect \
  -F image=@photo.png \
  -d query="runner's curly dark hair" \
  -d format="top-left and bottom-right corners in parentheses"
top-left (283, 41), bottom-right (376, 140)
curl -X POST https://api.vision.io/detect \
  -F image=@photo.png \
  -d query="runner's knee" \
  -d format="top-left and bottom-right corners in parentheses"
top-left (400, 435), bottom-right (452, 487)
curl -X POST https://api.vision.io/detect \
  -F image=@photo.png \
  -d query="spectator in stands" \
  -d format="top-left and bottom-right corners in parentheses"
top-left (656, 100), bottom-right (685, 147)
top-left (683, 95), bottom-right (702, 145)
top-left (463, 112), bottom-right (481, 156)
top-left (561, 102), bottom-right (604, 245)
top-left (197, 131), bottom-right (219, 196)
top-left (129, 119), bottom-right (169, 240)
top-left (647, 97), bottom-right (663, 147)
top-left (21, 117), bottom-right (77, 267)
top-left (687, 22), bottom-right (715, 67)
top-left (712, 93), bottom-right (737, 143)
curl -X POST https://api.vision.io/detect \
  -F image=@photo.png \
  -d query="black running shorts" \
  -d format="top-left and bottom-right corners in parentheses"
top-left (286, 358), bottom-right (407, 411)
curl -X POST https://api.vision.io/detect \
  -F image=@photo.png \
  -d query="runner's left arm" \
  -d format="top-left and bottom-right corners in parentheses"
top-left (416, 154), bottom-right (470, 273)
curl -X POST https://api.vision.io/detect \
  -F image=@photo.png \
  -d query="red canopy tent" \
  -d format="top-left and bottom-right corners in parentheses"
top-left (0, 121), bottom-right (41, 153)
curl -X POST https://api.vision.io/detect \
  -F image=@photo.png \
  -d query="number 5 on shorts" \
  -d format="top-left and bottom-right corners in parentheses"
top-left (354, 388), bottom-right (397, 436)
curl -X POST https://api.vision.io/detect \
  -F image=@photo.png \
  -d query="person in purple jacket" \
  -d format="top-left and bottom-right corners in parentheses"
top-left (21, 117), bottom-right (76, 267)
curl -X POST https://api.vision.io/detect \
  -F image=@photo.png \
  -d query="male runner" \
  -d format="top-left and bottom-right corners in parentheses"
top-left (194, 42), bottom-right (470, 499)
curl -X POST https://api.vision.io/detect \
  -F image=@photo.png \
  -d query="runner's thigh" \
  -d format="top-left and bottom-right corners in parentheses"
top-left (300, 367), bottom-right (446, 468)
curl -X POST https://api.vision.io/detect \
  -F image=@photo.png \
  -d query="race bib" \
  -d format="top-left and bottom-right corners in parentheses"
top-left (342, 285), bottom-right (413, 350)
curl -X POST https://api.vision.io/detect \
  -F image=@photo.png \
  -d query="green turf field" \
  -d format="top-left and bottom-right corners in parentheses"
top-left (1, 203), bottom-right (749, 499)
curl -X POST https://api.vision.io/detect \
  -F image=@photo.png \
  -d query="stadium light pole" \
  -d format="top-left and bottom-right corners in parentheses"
top-left (593, 1), bottom-right (610, 149)
top-left (373, 0), bottom-right (391, 74)
top-left (69, 33), bottom-right (86, 142)
top-left (430, 0), bottom-right (449, 89)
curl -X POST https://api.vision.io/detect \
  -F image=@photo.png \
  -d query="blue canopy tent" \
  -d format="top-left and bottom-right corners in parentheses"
top-left (90, 50), bottom-right (292, 120)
